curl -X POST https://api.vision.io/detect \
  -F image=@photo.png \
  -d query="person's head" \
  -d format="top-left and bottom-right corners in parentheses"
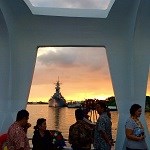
top-left (34, 118), bottom-right (47, 131)
top-left (82, 108), bottom-right (90, 119)
top-left (96, 101), bottom-right (110, 117)
top-left (75, 109), bottom-right (84, 121)
top-left (130, 104), bottom-right (142, 118)
top-left (16, 109), bottom-right (29, 127)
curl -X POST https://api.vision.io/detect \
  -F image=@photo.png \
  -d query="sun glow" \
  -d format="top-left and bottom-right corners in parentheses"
top-left (28, 47), bottom-right (117, 103)
top-left (28, 44), bottom-right (150, 103)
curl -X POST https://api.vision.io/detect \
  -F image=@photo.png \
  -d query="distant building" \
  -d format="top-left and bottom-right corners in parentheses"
top-left (49, 78), bottom-right (66, 107)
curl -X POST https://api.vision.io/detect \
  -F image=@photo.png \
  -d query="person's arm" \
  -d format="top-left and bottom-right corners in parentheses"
top-left (99, 130), bottom-right (114, 146)
top-left (15, 128), bottom-right (28, 150)
top-left (98, 117), bottom-right (113, 146)
top-left (125, 128), bottom-right (145, 141)
top-left (68, 126), bottom-right (80, 146)
top-left (32, 132), bottom-right (40, 149)
top-left (68, 126), bottom-right (74, 144)
top-left (23, 123), bottom-right (31, 133)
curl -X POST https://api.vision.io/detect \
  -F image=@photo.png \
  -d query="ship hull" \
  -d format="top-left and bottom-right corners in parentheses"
top-left (49, 98), bottom-right (66, 107)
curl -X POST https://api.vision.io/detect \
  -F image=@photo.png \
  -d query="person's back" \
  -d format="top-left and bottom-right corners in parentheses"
top-left (69, 109), bottom-right (92, 150)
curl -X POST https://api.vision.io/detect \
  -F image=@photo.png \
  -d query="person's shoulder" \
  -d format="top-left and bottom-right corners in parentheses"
top-left (45, 130), bottom-right (53, 138)
top-left (100, 113), bottom-right (108, 121)
top-left (78, 120), bottom-right (91, 129)
top-left (8, 122), bottom-right (18, 132)
top-left (125, 117), bottom-right (134, 125)
top-left (45, 130), bottom-right (52, 135)
top-left (70, 122), bottom-right (77, 128)
top-left (126, 117), bottom-right (132, 123)
top-left (69, 122), bottom-right (81, 131)
top-left (33, 130), bottom-right (39, 136)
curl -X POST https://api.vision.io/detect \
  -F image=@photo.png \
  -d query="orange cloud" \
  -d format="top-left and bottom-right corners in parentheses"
top-left (29, 47), bottom-right (150, 102)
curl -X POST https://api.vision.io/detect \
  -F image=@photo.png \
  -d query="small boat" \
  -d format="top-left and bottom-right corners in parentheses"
top-left (67, 101), bottom-right (81, 108)
top-left (108, 106), bottom-right (117, 111)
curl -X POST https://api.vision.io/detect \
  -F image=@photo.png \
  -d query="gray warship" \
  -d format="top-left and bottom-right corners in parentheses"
top-left (49, 78), bottom-right (67, 107)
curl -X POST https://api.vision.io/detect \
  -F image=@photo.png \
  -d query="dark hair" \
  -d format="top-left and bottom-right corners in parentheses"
top-left (75, 109), bottom-right (84, 120)
top-left (97, 101), bottom-right (111, 118)
top-left (16, 109), bottom-right (29, 121)
top-left (130, 104), bottom-right (141, 116)
top-left (34, 118), bottom-right (46, 130)
top-left (97, 101), bottom-right (107, 111)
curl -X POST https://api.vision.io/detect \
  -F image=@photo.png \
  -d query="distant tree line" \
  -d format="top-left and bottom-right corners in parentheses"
top-left (106, 96), bottom-right (150, 111)
top-left (28, 101), bottom-right (48, 104)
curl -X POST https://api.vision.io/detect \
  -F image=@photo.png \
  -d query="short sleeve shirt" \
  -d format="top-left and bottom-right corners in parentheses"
top-left (69, 120), bottom-right (92, 149)
top-left (7, 122), bottom-right (30, 150)
top-left (94, 112), bottom-right (112, 150)
top-left (125, 118), bottom-right (147, 149)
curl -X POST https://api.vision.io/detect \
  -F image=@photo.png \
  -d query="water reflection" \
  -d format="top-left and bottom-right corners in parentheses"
top-left (51, 107), bottom-right (61, 130)
top-left (27, 104), bottom-right (150, 140)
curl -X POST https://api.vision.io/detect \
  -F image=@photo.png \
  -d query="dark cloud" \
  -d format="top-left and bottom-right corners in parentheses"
top-left (31, 47), bottom-right (111, 87)
top-left (37, 47), bottom-right (108, 72)
top-left (37, 47), bottom-right (78, 67)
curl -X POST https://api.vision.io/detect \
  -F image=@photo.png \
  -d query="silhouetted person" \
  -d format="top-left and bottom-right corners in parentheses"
top-left (32, 118), bottom-right (55, 150)
top-left (7, 109), bottom-right (31, 150)
top-left (69, 108), bottom-right (93, 150)
top-left (94, 101), bottom-right (113, 150)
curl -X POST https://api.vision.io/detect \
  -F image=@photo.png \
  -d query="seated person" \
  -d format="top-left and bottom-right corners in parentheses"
top-left (32, 118), bottom-right (55, 150)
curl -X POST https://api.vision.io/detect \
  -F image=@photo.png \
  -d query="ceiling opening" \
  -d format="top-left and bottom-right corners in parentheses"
top-left (24, 0), bottom-right (116, 18)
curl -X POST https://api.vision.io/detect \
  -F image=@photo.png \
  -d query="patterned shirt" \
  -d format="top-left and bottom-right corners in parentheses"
top-left (94, 112), bottom-right (112, 150)
top-left (7, 122), bottom-right (30, 150)
top-left (125, 117), bottom-right (147, 149)
top-left (69, 120), bottom-right (92, 150)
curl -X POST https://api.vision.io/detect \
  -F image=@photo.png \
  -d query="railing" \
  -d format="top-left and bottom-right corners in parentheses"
top-left (28, 138), bottom-right (73, 150)
top-left (1, 137), bottom-right (114, 150)
top-left (28, 138), bottom-right (97, 150)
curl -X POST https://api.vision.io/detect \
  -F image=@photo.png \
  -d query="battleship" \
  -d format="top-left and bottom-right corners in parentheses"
top-left (49, 78), bottom-right (67, 107)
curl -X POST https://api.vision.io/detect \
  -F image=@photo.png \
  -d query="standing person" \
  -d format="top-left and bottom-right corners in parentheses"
top-left (94, 101), bottom-right (113, 150)
top-left (125, 104), bottom-right (148, 150)
top-left (7, 109), bottom-right (31, 150)
top-left (68, 108), bottom-right (93, 150)
top-left (32, 118), bottom-right (55, 150)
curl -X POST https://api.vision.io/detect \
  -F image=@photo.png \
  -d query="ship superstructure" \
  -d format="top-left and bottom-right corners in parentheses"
top-left (49, 78), bottom-right (66, 107)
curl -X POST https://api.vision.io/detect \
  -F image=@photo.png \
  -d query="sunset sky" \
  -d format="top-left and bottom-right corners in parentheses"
top-left (28, 0), bottom-right (150, 102)
top-left (28, 47), bottom-right (150, 102)
top-left (29, 47), bottom-right (114, 102)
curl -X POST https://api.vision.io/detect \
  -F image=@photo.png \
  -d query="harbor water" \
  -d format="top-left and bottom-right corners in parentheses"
top-left (27, 104), bottom-right (150, 141)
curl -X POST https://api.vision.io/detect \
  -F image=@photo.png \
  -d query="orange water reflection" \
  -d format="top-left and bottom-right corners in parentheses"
top-left (27, 104), bottom-right (150, 141)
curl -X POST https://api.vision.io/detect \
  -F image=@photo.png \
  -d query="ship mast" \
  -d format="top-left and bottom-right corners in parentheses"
top-left (55, 76), bottom-right (62, 94)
